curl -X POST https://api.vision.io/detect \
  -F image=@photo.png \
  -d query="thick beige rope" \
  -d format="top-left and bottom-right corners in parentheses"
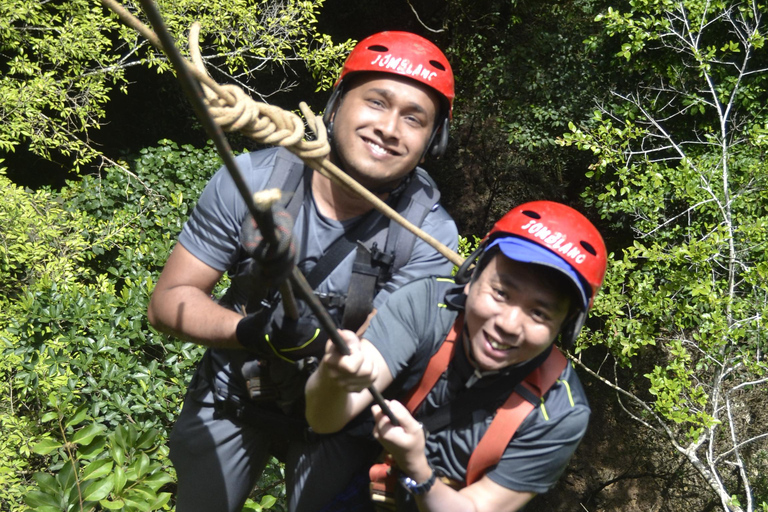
top-left (101, 0), bottom-right (464, 267)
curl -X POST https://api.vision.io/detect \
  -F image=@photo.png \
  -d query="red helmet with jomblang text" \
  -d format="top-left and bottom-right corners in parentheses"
top-left (337, 31), bottom-right (454, 116)
top-left (324, 31), bottom-right (455, 157)
top-left (485, 201), bottom-right (607, 309)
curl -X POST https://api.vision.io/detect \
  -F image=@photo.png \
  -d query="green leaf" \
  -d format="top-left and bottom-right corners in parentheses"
top-left (82, 477), bottom-right (114, 502)
top-left (134, 428), bottom-right (158, 451)
top-left (99, 498), bottom-right (126, 510)
top-left (24, 490), bottom-right (61, 508)
top-left (40, 411), bottom-right (59, 423)
top-left (112, 465), bottom-right (127, 495)
top-left (65, 405), bottom-right (89, 429)
top-left (149, 492), bottom-right (172, 508)
top-left (142, 471), bottom-right (174, 491)
top-left (71, 423), bottom-right (106, 446)
top-left (134, 452), bottom-right (150, 479)
top-left (111, 444), bottom-right (125, 466)
top-left (123, 496), bottom-right (151, 511)
top-left (32, 438), bottom-right (62, 455)
top-left (78, 436), bottom-right (108, 460)
top-left (81, 458), bottom-right (114, 481)
top-left (260, 494), bottom-right (278, 508)
top-left (32, 472), bottom-right (60, 495)
top-left (56, 461), bottom-right (77, 490)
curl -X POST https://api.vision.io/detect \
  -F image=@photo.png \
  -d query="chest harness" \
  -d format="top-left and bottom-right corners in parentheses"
top-left (258, 148), bottom-right (442, 331)
top-left (369, 313), bottom-right (568, 507)
top-left (217, 148), bottom-right (445, 430)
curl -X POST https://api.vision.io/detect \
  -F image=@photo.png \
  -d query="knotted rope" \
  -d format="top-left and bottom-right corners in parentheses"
top-left (101, 0), bottom-right (463, 267)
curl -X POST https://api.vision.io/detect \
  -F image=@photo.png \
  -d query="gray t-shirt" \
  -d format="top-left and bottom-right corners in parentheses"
top-left (365, 277), bottom-right (590, 495)
top-left (178, 147), bottom-right (459, 401)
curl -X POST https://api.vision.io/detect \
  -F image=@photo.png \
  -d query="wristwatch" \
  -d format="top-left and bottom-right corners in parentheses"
top-left (398, 468), bottom-right (437, 496)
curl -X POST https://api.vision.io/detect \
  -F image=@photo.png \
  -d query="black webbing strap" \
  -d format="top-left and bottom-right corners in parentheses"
top-left (417, 347), bottom-right (552, 435)
top-left (261, 151), bottom-right (308, 221)
top-left (341, 242), bottom-right (381, 330)
top-left (303, 210), bottom-right (388, 290)
top-left (419, 377), bottom-right (515, 435)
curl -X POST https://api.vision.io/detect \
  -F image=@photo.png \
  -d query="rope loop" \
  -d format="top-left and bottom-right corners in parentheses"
top-left (187, 22), bottom-right (331, 162)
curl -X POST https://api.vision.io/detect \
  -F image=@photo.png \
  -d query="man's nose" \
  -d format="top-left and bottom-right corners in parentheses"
top-left (374, 110), bottom-right (400, 140)
top-left (496, 306), bottom-right (523, 337)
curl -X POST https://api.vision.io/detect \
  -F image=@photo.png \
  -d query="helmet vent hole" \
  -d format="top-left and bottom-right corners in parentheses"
top-left (367, 45), bottom-right (389, 53)
top-left (521, 210), bottom-right (541, 219)
top-left (429, 60), bottom-right (446, 71)
top-left (580, 241), bottom-right (597, 256)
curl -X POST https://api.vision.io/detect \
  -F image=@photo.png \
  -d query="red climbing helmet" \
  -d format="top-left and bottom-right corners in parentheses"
top-left (336, 31), bottom-right (454, 116)
top-left (484, 201), bottom-right (606, 309)
top-left (324, 31), bottom-right (454, 157)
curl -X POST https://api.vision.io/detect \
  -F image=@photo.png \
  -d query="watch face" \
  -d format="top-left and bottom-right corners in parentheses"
top-left (399, 471), bottom-right (436, 495)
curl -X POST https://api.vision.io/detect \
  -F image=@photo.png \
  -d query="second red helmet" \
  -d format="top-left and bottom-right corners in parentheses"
top-left (485, 201), bottom-right (607, 309)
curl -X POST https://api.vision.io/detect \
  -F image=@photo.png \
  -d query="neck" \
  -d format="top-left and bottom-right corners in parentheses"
top-left (311, 170), bottom-right (391, 221)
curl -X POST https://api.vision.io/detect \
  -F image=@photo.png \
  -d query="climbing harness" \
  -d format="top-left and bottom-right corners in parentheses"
top-left (251, 148), bottom-right (444, 331)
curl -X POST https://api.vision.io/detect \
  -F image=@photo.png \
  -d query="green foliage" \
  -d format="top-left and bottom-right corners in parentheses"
top-left (28, 413), bottom-right (173, 512)
top-left (0, 141), bottom-right (289, 510)
top-left (561, 0), bottom-right (768, 508)
top-left (0, 0), bottom-right (121, 168)
top-left (0, 0), bottom-right (353, 169)
top-left (438, 0), bottom-right (616, 233)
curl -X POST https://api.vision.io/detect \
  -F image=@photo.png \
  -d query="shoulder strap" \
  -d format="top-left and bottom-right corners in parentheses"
top-left (382, 167), bottom-right (442, 277)
top-left (337, 168), bottom-right (441, 330)
top-left (258, 148), bottom-right (309, 222)
top-left (464, 348), bottom-right (568, 486)
top-left (403, 313), bottom-right (463, 414)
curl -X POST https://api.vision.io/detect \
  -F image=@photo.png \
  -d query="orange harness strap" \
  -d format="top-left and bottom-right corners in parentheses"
top-left (402, 312), bottom-right (568, 487)
top-left (403, 313), bottom-right (463, 413)
top-left (465, 347), bottom-right (567, 485)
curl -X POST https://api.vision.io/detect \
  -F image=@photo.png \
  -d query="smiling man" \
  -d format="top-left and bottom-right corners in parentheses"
top-left (306, 201), bottom-right (607, 512)
top-left (147, 32), bottom-right (458, 512)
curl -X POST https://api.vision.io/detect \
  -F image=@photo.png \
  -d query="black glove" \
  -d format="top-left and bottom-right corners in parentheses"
top-left (240, 205), bottom-right (296, 287)
top-left (236, 299), bottom-right (330, 362)
top-left (235, 306), bottom-right (272, 352)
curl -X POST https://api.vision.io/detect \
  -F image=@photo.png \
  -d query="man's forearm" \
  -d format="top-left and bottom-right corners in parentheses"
top-left (148, 284), bottom-right (243, 349)
top-left (305, 362), bottom-right (365, 433)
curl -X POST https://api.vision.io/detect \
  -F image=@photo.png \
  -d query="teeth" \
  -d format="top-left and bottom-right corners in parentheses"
top-left (489, 340), bottom-right (510, 351)
top-left (367, 141), bottom-right (390, 155)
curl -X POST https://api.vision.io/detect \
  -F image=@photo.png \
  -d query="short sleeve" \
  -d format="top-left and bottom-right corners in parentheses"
top-left (178, 151), bottom-right (272, 272)
top-left (485, 366), bottom-right (591, 494)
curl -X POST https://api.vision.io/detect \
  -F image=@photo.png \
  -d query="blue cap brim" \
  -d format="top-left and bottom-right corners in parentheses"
top-left (486, 237), bottom-right (589, 309)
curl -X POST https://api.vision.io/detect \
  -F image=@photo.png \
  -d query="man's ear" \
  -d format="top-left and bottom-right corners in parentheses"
top-left (323, 86), bottom-right (344, 134)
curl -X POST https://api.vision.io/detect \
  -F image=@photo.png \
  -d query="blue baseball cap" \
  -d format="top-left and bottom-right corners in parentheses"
top-left (485, 237), bottom-right (589, 309)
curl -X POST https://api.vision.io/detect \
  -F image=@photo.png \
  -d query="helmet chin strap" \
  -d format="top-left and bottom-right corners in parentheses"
top-left (455, 245), bottom-right (484, 284)
top-left (559, 310), bottom-right (587, 349)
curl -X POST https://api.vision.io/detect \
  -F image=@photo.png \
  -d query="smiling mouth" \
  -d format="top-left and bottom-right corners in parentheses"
top-left (364, 138), bottom-right (397, 156)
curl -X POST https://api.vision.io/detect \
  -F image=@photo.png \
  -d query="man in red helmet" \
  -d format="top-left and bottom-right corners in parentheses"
top-left (306, 201), bottom-right (607, 512)
top-left (147, 32), bottom-right (458, 512)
